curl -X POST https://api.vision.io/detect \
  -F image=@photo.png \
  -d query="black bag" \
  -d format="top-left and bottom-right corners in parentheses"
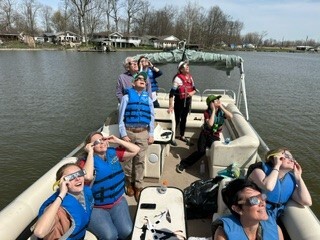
top-left (184, 176), bottom-right (224, 219)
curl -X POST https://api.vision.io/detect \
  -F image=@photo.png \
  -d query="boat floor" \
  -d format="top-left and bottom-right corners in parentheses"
top-left (125, 137), bottom-right (212, 238)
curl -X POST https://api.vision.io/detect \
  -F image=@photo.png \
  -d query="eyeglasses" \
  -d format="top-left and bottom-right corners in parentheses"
top-left (92, 138), bottom-right (106, 146)
top-left (64, 169), bottom-right (86, 181)
top-left (238, 193), bottom-right (267, 206)
top-left (52, 169), bottom-right (86, 190)
top-left (283, 151), bottom-right (295, 161)
top-left (135, 77), bottom-right (146, 82)
top-left (129, 61), bottom-right (137, 65)
top-left (267, 151), bottom-right (295, 162)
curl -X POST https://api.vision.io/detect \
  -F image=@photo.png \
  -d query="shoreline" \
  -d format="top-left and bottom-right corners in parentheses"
top-left (0, 47), bottom-right (317, 53)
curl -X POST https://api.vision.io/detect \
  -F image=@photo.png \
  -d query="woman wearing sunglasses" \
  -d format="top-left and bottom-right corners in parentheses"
top-left (34, 163), bottom-right (94, 240)
top-left (212, 178), bottom-right (284, 240)
top-left (247, 148), bottom-right (312, 218)
top-left (78, 132), bottom-right (140, 240)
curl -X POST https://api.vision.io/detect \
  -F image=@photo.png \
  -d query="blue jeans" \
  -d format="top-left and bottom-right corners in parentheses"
top-left (88, 197), bottom-right (133, 240)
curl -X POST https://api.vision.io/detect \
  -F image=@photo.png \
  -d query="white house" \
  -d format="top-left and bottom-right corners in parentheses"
top-left (154, 35), bottom-right (180, 49)
top-left (55, 31), bottom-right (80, 43)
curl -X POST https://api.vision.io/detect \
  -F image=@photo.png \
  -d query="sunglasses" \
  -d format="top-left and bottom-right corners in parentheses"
top-left (136, 76), bottom-right (146, 81)
top-left (52, 169), bottom-right (86, 190)
top-left (268, 151), bottom-right (295, 162)
top-left (238, 193), bottom-right (267, 206)
top-left (92, 138), bottom-right (107, 146)
top-left (64, 169), bottom-right (86, 181)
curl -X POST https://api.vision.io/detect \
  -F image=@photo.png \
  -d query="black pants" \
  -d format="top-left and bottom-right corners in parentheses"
top-left (174, 97), bottom-right (191, 137)
top-left (180, 130), bottom-right (219, 168)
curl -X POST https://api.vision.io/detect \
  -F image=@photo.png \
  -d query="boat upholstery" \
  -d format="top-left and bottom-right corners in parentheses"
top-left (281, 200), bottom-right (320, 240)
top-left (157, 92), bottom-right (235, 112)
top-left (212, 178), bottom-right (231, 222)
top-left (102, 109), bottom-right (174, 179)
top-left (206, 104), bottom-right (259, 178)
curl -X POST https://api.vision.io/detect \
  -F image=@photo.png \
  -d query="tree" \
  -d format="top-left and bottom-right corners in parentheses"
top-left (123, 0), bottom-right (144, 34)
top-left (40, 5), bottom-right (53, 32)
top-left (0, 0), bottom-right (16, 32)
top-left (146, 6), bottom-right (175, 36)
top-left (203, 6), bottom-right (228, 48)
top-left (69, 0), bottom-right (93, 45)
top-left (130, 0), bottom-right (150, 36)
top-left (20, 0), bottom-right (42, 36)
top-left (86, 0), bottom-right (105, 37)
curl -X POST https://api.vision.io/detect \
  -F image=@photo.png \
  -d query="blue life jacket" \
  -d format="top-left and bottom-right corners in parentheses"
top-left (262, 163), bottom-right (296, 215)
top-left (124, 88), bottom-right (151, 126)
top-left (219, 214), bottom-right (279, 240)
top-left (91, 147), bottom-right (125, 206)
top-left (147, 68), bottom-right (159, 92)
top-left (38, 186), bottom-right (93, 240)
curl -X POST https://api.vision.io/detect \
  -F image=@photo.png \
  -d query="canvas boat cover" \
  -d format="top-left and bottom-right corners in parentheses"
top-left (133, 49), bottom-right (243, 73)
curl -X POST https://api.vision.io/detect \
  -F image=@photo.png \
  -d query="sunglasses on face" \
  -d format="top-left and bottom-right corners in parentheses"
top-left (283, 151), bottom-right (295, 161)
top-left (92, 138), bottom-right (107, 146)
top-left (52, 169), bottom-right (86, 190)
top-left (238, 193), bottom-right (267, 206)
top-left (64, 169), bottom-right (86, 181)
top-left (135, 77), bottom-right (146, 82)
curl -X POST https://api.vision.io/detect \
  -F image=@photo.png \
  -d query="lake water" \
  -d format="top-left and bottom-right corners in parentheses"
top-left (0, 50), bottom-right (319, 218)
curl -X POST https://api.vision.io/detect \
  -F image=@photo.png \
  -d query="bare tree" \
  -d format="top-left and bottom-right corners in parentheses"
top-left (123, 0), bottom-right (144, 34)
top-left (146, 6), bottom-right (176, 36)
top-left (20, 0), bottom-right (42, 36)
top-left (0, 0), bottom-right (16, 31)
top-left (86, 0), bottom-right (105, 37)
top-left (108, 0), bottom-right (121, 32)
top-left (131, 0), bottom-right (150, 35)
top-left (69, 0), bottom-right (94, 45)
top-left (40, 5), bottom-right (53, 32)
top-left (203, 6), bottom-right (229, 47)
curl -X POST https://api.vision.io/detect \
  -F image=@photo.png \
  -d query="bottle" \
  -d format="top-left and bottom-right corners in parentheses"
top-left (157, 180), bottom-right (168, 194)
top-left (200, 159), bottom-right (205, 176)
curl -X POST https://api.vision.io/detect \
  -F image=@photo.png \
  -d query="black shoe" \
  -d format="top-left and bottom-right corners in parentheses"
top-left (176, 164), bottom-right (184, 173)
top-left (171, 140), bottom-right (177, 146)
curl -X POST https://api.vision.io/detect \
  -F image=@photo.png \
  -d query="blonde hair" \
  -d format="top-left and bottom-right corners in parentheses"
top-left (265, 147), bottom-right (289, 164)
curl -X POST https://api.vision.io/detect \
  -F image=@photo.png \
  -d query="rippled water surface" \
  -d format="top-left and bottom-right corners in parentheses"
top-left (0, 50), bottom-right (319, 218)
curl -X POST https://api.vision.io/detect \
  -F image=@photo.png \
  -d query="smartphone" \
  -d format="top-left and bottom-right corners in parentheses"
top-left (140, 203), bottom-right (156, 209)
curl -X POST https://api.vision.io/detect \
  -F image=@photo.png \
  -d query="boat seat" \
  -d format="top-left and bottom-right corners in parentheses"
top-left (157, 93), bottom-right (235, 113)
top-left (206, 104), bottom-right (259, 178)
top-left (28, 230), bottom-right (97, 240)
top-left (212, 178), bottom-right (231, 222)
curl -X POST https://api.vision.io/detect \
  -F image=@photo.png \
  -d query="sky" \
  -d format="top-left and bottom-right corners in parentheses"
top-left (39, 0), bottom-right (319, 41)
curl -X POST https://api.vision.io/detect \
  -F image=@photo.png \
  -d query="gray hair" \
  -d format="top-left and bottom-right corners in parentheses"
top-left (123, 57), bottom-right (135, 69)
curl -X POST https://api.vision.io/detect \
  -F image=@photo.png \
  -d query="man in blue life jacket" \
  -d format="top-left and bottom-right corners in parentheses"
top-left (118, 71), bottom-right (155, 201)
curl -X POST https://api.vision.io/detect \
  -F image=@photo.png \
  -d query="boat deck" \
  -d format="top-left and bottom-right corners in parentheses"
top-left (125, 137), bottom-right (213, 238)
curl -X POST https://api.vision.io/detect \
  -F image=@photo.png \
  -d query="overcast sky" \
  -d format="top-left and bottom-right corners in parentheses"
top-left (39, 0), bottom-right (319, 41)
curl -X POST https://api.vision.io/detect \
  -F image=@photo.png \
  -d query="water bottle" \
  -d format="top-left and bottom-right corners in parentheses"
top-left (200, 159), bottom-right (205, 176)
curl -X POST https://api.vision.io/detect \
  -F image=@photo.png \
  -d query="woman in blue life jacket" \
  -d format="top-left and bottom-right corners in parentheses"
top-left (176, 94), bottom-right (233, 173)
top-left (78, 132), bottom-right (140, 240)
top-left (34, 163), bottom-right (94, 240)
top-left (247, 148), bottom-right (312, 218)
top-left (138, 56), bottom-right (163, 108)
top-left (212, 178), bottom-right (284, 240)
